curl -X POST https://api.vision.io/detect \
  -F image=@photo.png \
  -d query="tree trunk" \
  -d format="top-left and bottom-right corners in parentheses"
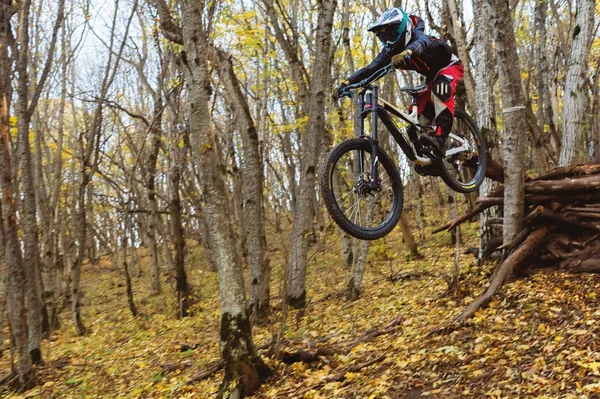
top-left (157, 2), bottom-right (271, 396)
top-left (473, 0), bottom-right (500, 260)
top-left (0, 202), bottom-right (4, 357)
top-left (122, 214), bottom-right (137, 317)
top-left (286, 0), bottom-right (337, 308)
top-left (147, 100), bottom-right (163, 295)
top-left (399, 214), bottom-right (420, 258)
top-left (16, 0), bottom-right (43, 364)
top-left (213, 47), bottom-right (269, 319)
top-left (410, 169), bottom-right (426, 244)
top-left (0, 1), bottom-right (32, 383)
top-left (486, 0), bottom-right (527, 243)
top-left (346, 238), bottom-right (369, 301)
top-left (558, 0), bottom-right (594, 166)
top-left (445, 0), bottom-right (476, 109)
top-left (168, 111), bottom-right (190, 318)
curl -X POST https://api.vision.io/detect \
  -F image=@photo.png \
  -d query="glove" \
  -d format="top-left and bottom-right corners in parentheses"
top-left (333, 81), bottom-right (349, 100)
top-left (392, 50), bottom-right (412, 69)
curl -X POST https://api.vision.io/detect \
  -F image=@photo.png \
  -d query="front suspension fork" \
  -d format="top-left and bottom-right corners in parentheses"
top-left (357, 87), bottom-right (380, 189)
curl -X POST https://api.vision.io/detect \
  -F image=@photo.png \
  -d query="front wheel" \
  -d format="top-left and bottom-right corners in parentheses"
top-left (320, 138), bottom-right (404, 240)
top-left (438, 109), bottom-right (487, 193)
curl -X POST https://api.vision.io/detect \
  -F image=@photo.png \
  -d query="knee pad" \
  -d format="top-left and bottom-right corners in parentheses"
top-left (433, 75), bottom-right (452, 102)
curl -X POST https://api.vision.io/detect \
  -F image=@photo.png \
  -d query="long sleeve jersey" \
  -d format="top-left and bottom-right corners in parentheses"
top-left (347, 16), bottom-right (460, 83)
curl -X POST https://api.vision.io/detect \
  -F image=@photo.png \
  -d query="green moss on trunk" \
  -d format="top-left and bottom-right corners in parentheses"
top-left (218, 311), bottom-right (271, 399)
top-left (286, 290), bottom-right (306, 309)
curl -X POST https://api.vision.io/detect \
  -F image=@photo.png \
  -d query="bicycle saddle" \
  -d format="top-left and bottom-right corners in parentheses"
top-left (400, 84), bottom-right (428, 96)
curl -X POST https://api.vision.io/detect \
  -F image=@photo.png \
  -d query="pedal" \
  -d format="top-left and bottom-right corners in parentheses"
top-left (415, 164), bottom-right (440, 177)
top-left (421, 146), bottom-right (443, 162)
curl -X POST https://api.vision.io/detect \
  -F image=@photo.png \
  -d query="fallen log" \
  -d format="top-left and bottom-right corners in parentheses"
top-left (432, 205), bottom-right (487, 234)
top-left (434, 162), bottom-right (600, 331)
top-left (475, 197), bottom-right (504, 207)
top-left (277, 314), bottom-right (403, 364)
top-left (451, 226), bottom-right (551, 324)
top-left (525, 174), bottom-right (600, 194)
top-left (565, 259), bottom-right (600, 273)
top-left (529, 163), bottom-right (600, 181)
top-left (526, 193), bottom-right (600, 205)
top-left (563, 211), bottom-right (600, 220)
top-left (533, 207), bottom-right (600, 231)
top-left (566, 207), bottom-right (600, 213)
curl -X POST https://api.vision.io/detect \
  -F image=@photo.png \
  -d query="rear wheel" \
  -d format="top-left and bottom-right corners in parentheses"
top-left (438, 109), bottom-right (487, 193)
top-left (320, 138), bottom-right (403, 240)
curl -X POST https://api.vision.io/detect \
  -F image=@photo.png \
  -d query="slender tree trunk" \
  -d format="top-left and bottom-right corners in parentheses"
top-left (155, 2), bottom-right (271, 395)
top-left (399, 214), bottom-right (420, 258)
top-left (486, 0), bottom-right (527, 243)
top-left (473, 0), bottom-right (500, 260)
top-left (0, 1), bottom-right (31, 383)
top-left (558, 0), bottom-right (594, 166)
top-left (346, 238), bottom-right (369, 301)
top-left (411, 169), bottom-right (426, 244)
top-left (445, 0), bottom-right (476, 109)
top-left (147, 101), bottom-right (163, 295)
top-left (0, 202), bottom-right (4, 357)
top-left (71, 0), bottom-right (136, 336)
top-left (168, 116), bottom-right (190, 317)
top-left (16, 0), bottom-right (43, 364)
top-left (213, 47), bottom-right (269, 319)
top-left (122, 213), bottom-right (137, 317)
top-left (287, 0), bottom-right (337, 308)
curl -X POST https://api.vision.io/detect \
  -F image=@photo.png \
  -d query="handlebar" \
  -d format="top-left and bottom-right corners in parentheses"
top-left (339, 64), bottom-right (394, 98)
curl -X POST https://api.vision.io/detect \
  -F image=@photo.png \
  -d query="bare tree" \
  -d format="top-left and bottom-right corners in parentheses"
top-left (71, 0), bottom-right (137, 335)
top-left (155, 1), bottom-right (271, 396)
top-left (0, 0), bottom-right (32, 385)
top-left (262, 0), bottom-right (338, 308)
top-left (212, 46), bottom-right (269, 319)
top-left (485, 0), bottom-right (527, 243)
top-left (558, 0), bottom-right (595, 166)
top-left (473, 0), bottom-right (499, 259)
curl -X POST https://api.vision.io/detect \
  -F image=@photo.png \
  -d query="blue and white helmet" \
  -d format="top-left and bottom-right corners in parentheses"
top-left (368, 8), bottom-right (412, 48)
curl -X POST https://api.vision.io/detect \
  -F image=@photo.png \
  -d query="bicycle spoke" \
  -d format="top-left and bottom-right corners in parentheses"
top-left (323, 138), bottom-right (403, 236)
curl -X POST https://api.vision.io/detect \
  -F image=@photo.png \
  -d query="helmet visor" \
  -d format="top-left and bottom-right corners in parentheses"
top-left (375, 23), bottom-right (401, 46)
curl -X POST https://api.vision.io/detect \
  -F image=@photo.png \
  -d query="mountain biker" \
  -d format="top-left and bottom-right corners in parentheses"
top-left (336, 7), bottom-right (464, 158)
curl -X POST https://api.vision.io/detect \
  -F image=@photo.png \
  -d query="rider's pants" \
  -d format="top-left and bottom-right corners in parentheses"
top-left (417, 62), bottom-right (464, 138)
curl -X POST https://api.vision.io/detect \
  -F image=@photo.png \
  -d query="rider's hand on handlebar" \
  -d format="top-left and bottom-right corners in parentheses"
top-left (333, 81), bottom-right (350, 100)
top-left (392, 50), bottom-right (412, 69)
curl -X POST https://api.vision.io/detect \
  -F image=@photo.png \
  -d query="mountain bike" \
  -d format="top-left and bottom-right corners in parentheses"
top-left (321, 64), bottom-right (486, 240)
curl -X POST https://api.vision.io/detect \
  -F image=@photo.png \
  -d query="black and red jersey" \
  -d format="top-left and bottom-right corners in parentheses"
top-left (347, 15), bottom-right (460, 83)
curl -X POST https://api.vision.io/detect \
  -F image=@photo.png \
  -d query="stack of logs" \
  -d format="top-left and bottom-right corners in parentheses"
top-left (435, 162), bottom-right (600, 323)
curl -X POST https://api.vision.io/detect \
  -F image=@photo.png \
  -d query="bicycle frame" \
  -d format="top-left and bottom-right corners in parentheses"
top-left (353, 84), bottom-right (471, 188)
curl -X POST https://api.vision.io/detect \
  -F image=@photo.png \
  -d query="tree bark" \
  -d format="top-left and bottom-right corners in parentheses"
top-left (346, 238), bottom-right (369, 301)
top-left (15, 0), bottom-right (43, 364)
top-left (473, 0), bottom-right (500, 261)
top-left (147, 100), bottom-right (163, 295)
top-left (122, 213), bottom-right (137, 317)
top-left (558, 0), bottom-right (595, 166)
top-left (0, 0), bottom-right (32, 384)
top-left (167, 100), bottom-right (190, 317)
top-left (399, 214), bottom-right (420, 258)
top-left (486, 0), bottom-right (527, 244)
top-left (445, 0), bottom-right (476, 109)
top-left (286, 0), bottom-right (337, 308)
top-left (168, 2), bottom-right (271, 396)
top-left (213, 47), bottom-right (269, 319)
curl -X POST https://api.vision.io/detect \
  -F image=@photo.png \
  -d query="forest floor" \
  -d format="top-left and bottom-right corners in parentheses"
top-left (3, 194), bottom-right (600, 398)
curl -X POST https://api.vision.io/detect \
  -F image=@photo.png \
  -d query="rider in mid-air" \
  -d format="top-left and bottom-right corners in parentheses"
top-left (336, 7), bottom-right (464, 158)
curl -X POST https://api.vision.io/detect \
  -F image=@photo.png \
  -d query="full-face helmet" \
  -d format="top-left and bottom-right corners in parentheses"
top-left (368, 8), bottom-right (411, 48)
